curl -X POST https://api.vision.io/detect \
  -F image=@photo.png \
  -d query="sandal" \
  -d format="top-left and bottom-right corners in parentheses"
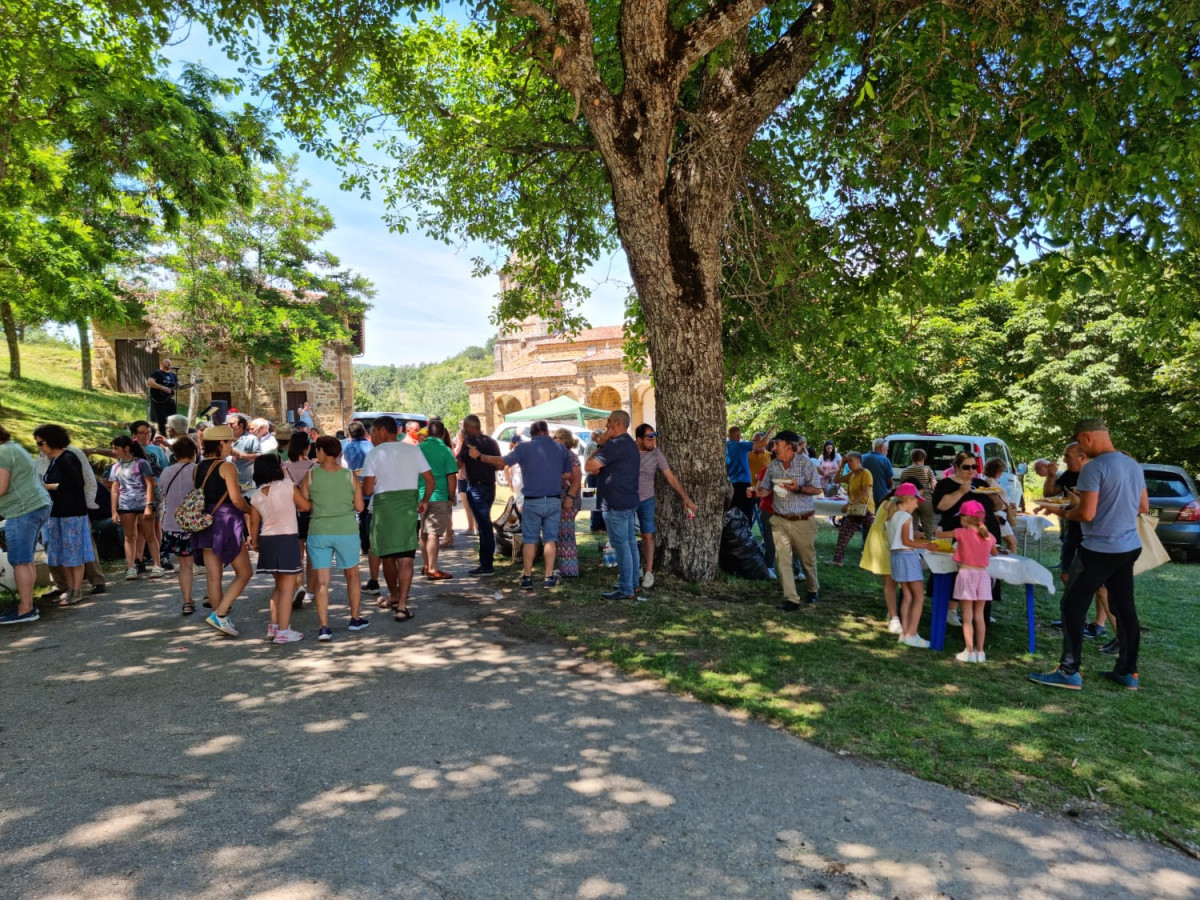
top-left (182, 601), bottom-right (196, 616)
top-left (377, 596), bottom-right (398, 610)
top-left (66, 590), bottom-right (86, 606)
top-left (393, 607), bottom-right (415, 621)
top-left (56, 596), bottom-right (72, 608)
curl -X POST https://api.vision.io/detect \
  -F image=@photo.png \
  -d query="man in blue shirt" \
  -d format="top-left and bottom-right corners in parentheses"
top-left (471, 419), bottom-right (573, 590)
top-left (342, 421), bottom-right (373, 471)
top-left (1030, 419), bottom-right (1148, 692)
top-left (727, 425), bottom-right (773, 522)
top-left (587, 410), bottom-right (642, 601)
top-left (860, 439), bottom-right (894, 507)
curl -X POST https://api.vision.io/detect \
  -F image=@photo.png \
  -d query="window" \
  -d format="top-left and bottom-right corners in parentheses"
top-left (1144, 474), bottom-right (1191, 499)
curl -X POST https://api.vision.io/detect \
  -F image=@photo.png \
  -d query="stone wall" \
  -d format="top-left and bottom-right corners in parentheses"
top-left (92, 322), bottom-right (355, 433)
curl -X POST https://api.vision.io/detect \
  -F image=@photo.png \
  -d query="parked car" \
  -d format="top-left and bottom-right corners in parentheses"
top-left (349, 411), bottom-right (429, 432)
top-left (884, 432), bottom-right (1025, 506)
top-left (1142, 463), bottom-right (1200, 561)
top-left (491, 421), bottom-right (594, 487)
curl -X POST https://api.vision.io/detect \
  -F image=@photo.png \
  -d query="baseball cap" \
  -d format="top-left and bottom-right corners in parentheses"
top-left (895, 483), bottom-right (920, 498)
top-left (1072, 418), bottom-right (1109, 439)
top-left (960, 500), bottom-right (986, 518)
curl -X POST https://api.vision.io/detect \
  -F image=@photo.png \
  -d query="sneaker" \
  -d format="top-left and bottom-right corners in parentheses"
top-left (903, 635), bottom-right (931, 649)
top-left (292, 588), bottom-right (306, 610)
top-left (1083, 622), bottom-right (1108, 639)
top-left (0, 608), bottom-right (40, 625)
top-left (202, 597), bottom-right (212, 609)
top-left (205, 612), bottom-right (238, 637)
top-left (1099, 638), bottom-right (1120, 655)
top-left (544, 574), bottom-right (558, 588)
top-left (988, 615), bottom-right (997, 624)
top-left (348, 617), bottom-right (370, 631)
top-left (364, 579), bottom-right (380, 593)
top-left (469, 566), bottom-right (496, 577)
top-left (955, 649), bottom-right (975, 662)
top-left (974, 652), bottom-right (987, 663)
top-left (1028, 665), bottom-right (1083, 690)
top-left (767, 567), bottom-right (777, 580)
top-left (42, 588), bottom-right (66, 601)
top-left (520, 575), bottom-right (535, 590)
top-left (136, 560), bottom-right (147, 574)
top-left (641, 571), bottom-right (655, 589)
top-left (947, 610), bottom-right (962, 627)
top-left (888, 617), bottom-right (903, 635)
top-left (1050, 619), bottom-right (1064, 629)
top-left (90, 584), bottom-right (107, 595)
top-left (317, 626), bottom-right (333, 642)
top-left (148, 566), bottom-right (165, 579)
top-left (124, 567), bottom-right (139, 581)
top-left (304, 592), bottom-right (314, 603)
top-left (162, 560), bottom-right (175, 572)
top-left (778, 600), bottom-right (801, 612)
top-left (806, 592), bottom-right (819, 605)
top-left (601, 589), bottom-right (633, 601)
top-left (274, 628), bottom-right (304, 644)
top-left (1099, 670), bottom-right (1138, 690)
top-left (266, 623), bottom-right (278, 640)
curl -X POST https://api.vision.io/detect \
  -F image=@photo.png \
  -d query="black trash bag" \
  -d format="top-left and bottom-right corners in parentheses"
top-left (718, 508), bottom-right (771, 581)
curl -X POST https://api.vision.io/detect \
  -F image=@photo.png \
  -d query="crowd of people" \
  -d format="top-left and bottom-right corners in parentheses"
top-left (0, 385), bottom-right (1150, 688)
top-left (729, 421), bottom-right (1148, 686)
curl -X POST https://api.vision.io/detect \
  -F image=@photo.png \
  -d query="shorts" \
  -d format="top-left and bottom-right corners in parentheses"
top-left (256, 533), bottom-right (302, 574)
top-left (43, 516), bottom-right (95, 568)
top-left (521, 496), bottom-right (561, 545)
top-left (297, 510), bottom-right (311, 541)
top-left (890, 549), bottom-right (923, 583)
top-left (5, 505), bottom-right (50, 565)
top-left (307, 532), bottom-right (360, 570)
top-left (422, 500), bottom-right (452, 536)
top-left (457, 478), bottom-right (467, 498)
top-left (636, 496), bottom-right (656, 534)
top-left (953, 567), bottom-right (993, 602)
top-left (161, 530), bottom-right (194, 559)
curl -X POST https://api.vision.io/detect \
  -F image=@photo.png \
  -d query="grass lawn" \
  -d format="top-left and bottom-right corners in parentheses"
top-left (510, 516), bottom-right (1200, 852)
top-left (0, 343), bottom-right (143, 452)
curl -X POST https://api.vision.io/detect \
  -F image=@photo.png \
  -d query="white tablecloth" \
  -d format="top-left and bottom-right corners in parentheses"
top-left (922, 551), bottom-right (1056, 594)
top-left (1014, 514), bottom-right (1054, 539)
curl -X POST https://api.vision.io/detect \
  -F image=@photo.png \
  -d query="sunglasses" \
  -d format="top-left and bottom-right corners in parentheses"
top-left (960, 463), bottom-right (977, 470)
top-left (643, 433), bottom-right (657, 439)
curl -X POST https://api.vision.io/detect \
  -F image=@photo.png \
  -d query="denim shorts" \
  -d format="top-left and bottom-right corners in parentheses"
top-left (5, 505), bottom-right (51, 565)
top-left (307, 532), bottom-right (360, 570)
top-left (636, 496), bottom-right (656, 535)
top-left (521, 496), bottom-right (562, 544)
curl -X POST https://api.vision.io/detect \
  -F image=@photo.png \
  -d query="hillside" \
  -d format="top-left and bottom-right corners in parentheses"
top-left (0, 343), bottom-right (144, 452)
top-left (354, 339), bottom-right (494, 422)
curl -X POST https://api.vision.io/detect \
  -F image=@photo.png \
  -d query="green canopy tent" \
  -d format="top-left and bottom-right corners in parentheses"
top-left (502, 395), bottom-right (612, 426)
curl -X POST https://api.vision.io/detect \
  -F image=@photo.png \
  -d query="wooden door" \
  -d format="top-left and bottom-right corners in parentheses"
top-left (285, 390), bottom-right (308, 424)
top-left (115, 340), bottom-right (158, 395)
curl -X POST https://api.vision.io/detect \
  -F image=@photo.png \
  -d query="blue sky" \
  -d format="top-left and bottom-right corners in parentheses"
top-left (168, 27), bottom-right (631, 367)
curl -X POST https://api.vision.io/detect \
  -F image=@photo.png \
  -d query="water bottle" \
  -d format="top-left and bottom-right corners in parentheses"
top-left (603, 543), bottom-right (617, 567)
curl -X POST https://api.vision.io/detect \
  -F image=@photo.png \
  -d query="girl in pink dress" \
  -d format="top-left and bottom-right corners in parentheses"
top-left (945, 499), bottom-right (997, 663)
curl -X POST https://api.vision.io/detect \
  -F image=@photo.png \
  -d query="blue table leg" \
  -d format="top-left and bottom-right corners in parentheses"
top-left (930, 573), bottom-right (953, 651)
top-left (1026, 583), bottom-right (1036, 653)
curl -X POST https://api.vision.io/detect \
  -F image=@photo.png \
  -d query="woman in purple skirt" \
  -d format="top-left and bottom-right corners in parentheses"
top-left (191, 425), bottom-right (252, 638)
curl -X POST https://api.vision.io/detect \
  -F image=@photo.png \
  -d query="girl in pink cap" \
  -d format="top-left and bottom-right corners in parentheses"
top-left (944, 500), bottom-right (998, 662)
top-left (887, 482), bottom-right (940, 648)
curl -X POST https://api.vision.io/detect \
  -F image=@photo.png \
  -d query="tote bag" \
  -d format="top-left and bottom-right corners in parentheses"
top-left (1133, 512), bottom-right (1171, 575)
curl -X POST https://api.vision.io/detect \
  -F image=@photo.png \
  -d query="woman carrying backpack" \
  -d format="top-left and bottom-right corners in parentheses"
top-left (189, 424), bottom-right (252, 637)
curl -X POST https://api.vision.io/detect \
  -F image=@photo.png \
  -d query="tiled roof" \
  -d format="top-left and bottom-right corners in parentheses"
top-left (575, 348), bottom-right (626, 365)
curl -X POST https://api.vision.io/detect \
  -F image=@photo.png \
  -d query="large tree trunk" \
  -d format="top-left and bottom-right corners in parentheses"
top-left (77, 319), bottom-right (93, 389)
top-left (1, 298), bottom-right (20, 379)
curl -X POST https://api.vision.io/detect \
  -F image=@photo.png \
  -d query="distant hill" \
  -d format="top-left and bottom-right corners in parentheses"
top-left (354, 338), bottom-right (495, 422)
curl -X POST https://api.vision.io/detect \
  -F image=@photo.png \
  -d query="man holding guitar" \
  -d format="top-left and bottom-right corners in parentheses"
top-left (147, 358), bottom-right (202, 435)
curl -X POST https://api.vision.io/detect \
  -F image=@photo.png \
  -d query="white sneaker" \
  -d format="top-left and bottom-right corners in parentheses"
top-left (956, 649), bottom-right (974, 662)
top-left (266, 623), bottom-right (278, 640)
top-left (124, 567), bottom-right (138, 581)
top-left (148, 566), bottom-right (165, 579)
top-left (274, 628), bottom-right (304, 644)
top-left (304, 592), bottom-right (315, 602)
top-left (641, 571), bottom-right (655, 589)
top-left (974, 651), bottom-right (986, 663)
top-left (888, 617), bottom-right (903, 634)
top-left (903, 635), bottom-right (931, 649)
top-left (947, 610), bottom-right (962, 627)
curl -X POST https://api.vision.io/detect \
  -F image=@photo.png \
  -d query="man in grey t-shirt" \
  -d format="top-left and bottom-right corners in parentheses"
top-left (1030, 419), bottom-right (1148, 692)
top-left (634, 424), bottom-right (696, 589)
top-left (229, 414), bottom-right (261, 485)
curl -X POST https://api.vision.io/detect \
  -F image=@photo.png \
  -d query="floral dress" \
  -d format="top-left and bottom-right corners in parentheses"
top-left (557, 454), bottom-right (583, 576)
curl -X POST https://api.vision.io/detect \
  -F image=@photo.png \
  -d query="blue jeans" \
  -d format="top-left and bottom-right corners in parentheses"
top-left (6, 505), bottom-right (51, 565)
top-left (521, 496), bottom-right (561, 544)
top-left (605, 508), bottom-right (640, 596)
top-left (465, 482), bottom-right (496, 569)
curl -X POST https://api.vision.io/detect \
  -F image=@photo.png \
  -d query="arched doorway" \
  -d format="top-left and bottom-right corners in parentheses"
top-left (633, 383), bottom-right (656, 428)
top-left (495, 395), bottom-right (523, 419)
top-left (589, 384), bottom-right (622, 412)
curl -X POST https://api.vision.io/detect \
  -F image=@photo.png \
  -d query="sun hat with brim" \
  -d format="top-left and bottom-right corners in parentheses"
top-left (960, 500), bottom-right (987, 518)
top-left (204, 425), bottom-right (235, 440)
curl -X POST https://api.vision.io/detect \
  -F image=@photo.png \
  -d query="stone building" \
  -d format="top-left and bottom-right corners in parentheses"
top-left (466, 316), bottom-right (655, 432)
top-left (91, 312), bottom-right (363, 434)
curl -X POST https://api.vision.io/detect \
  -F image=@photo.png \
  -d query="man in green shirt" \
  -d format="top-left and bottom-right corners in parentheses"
top-left (418, 420), bottom-right (460, 580)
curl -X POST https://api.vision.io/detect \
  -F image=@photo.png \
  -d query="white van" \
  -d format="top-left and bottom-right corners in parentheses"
top-left (883, 433), bottom-right (1025, 506)
top-left (491, 421), bottom-right (594, 486)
